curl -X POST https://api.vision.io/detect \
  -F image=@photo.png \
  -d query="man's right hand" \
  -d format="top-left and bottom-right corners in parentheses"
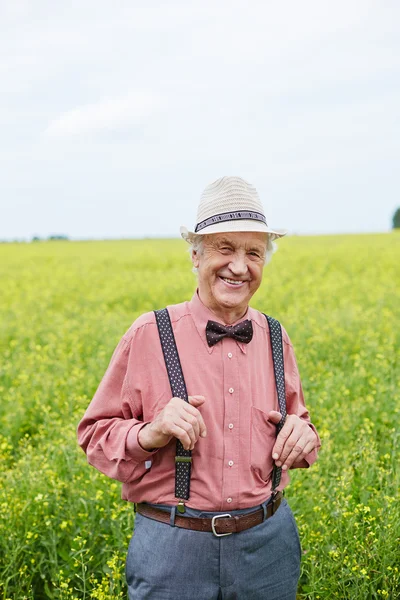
top-left (138, 395), bottom-right (207, 452)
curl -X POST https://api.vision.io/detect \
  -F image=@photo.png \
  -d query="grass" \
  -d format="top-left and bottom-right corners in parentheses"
top-left (0, 232), bottom-right (399, 599)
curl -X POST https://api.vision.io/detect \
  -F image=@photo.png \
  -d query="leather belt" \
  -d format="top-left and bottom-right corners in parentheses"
top-left (136, 492), bottom-right (283, 537)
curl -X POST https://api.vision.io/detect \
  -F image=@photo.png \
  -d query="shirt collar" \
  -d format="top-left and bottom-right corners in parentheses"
top-left (188, 289), bottom-right (250, 354)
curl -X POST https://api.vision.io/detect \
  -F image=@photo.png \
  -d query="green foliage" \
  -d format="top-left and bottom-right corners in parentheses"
top-left (0, 234), bottom-right (399, 599)
top-left (393, 207), bottom-right (400, 229)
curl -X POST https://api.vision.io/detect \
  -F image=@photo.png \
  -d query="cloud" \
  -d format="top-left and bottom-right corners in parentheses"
top-left (44, 92), bottom-right (162, 138)
top-left (1, 0), bottom-right (400, 238)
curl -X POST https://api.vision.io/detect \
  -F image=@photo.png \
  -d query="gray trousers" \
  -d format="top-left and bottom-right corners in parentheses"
top-left (126, 497), bottom-right (301, 600)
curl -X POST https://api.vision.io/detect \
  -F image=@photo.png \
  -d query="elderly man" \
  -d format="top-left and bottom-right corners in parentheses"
top-left (78, 176), bottom-right (320, 600)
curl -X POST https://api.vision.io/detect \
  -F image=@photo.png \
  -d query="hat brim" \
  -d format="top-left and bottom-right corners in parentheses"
top-left (180, 221), bottom-right (287, 243)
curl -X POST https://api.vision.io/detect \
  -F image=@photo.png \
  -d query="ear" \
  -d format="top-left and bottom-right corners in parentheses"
top-left (192, 249), bottom-right (200, 269)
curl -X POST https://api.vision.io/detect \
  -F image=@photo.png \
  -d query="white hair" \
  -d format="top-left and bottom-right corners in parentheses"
top-left (188, 233), bottom-right (278, 274)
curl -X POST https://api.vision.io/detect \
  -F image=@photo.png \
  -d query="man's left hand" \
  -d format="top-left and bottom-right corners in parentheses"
top-left (268, 411), bottom-right (317, 470)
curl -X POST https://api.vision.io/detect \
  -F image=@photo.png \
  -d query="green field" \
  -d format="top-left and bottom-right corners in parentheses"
top-left (1, 233), bottom-right (399, 599)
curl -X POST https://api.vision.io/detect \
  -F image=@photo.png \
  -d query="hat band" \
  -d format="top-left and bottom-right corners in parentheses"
top-left (195, 210), bottom-right (267, 233)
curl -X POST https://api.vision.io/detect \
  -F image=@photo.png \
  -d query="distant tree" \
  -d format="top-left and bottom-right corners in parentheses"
top-left (393, 208), bottom-right (400, 229)
top-left (48, 235), bottom-right (69, 241)
top-left (32, 236), bottom-right (41, 242)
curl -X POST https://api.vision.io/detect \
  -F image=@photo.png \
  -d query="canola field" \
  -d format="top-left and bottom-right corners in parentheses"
top-left (0, 233), bottom-right (399, 600)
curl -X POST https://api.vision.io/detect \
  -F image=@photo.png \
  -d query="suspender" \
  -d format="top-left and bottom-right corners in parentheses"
top-left (154, 308), bottom-right (287, 504)
top-left (154, 309), bottom-right (192, 502)
top-left (263, 314), bottom-right (287, 493)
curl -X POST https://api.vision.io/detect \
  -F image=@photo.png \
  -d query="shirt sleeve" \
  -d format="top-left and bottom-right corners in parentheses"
top-left (77, 334), bottom-right (158, 484)
top-left (282, 329), bottom-right (321, 469)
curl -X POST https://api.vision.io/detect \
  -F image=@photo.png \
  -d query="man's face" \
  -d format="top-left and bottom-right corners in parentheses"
top-left (192, 231), bottom-right (267, 321)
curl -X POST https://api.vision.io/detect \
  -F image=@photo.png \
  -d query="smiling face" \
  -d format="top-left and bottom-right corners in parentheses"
top-left (192, 231), bottom-right (268, 324)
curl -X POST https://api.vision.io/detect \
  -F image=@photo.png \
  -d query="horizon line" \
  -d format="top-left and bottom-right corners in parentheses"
top-left (0, 229), bottom-right (398, 243)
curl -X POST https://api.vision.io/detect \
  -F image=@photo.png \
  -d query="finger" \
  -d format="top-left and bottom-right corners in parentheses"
top-left (181, 410), bottom-right (200, 443)
top-left (183, 403), bottom-right (207, 438)
top-left (168, 423), bottom-right (192, 451)
top-left (274, 428), bottom-right (300, 466)
top-left (165, 399), bottom-right (205, 446)
top-left (188, 395), bottom-right (206, 407)
top-left (279, 424), bottom-right (316, 467)
top-left (267, 410), bottom-right (282, 425)
top-left (272, 419), bottom-right (295, 462)
top-left (281, 439), bottom-right (308, 470)
top-left (290, 440), bottom-right (316, 466)
top-left (176, 417), bottom-right (197, 450)
top-left (170, 396), bottom-right (203, 408)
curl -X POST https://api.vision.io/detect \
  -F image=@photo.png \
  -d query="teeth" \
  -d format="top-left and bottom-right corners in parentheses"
top-left (222, 277), bottom-right (244, 285)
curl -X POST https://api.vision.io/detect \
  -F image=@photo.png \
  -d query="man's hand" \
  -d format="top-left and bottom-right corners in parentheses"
top-left (268, 411), bottom-right (317, 470)
top-left (138, 396), bottom-right (207, 452)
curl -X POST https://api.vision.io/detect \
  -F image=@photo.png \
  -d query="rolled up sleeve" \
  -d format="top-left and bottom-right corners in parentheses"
top-left (77, 336), bottom-right (158, 483)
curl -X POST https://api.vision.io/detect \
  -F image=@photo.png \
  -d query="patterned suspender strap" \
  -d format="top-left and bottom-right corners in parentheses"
top-left (264, 314), bottom-right (287, 494)
top-left (154, 308), bottom-right (192, 501)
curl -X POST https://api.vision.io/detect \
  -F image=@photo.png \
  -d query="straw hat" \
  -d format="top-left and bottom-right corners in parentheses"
top-left (180, 176), bottom-right (287, 243)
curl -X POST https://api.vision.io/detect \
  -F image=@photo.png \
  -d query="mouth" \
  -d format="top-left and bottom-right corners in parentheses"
top-left (219, 276), bottom-right (248, 288)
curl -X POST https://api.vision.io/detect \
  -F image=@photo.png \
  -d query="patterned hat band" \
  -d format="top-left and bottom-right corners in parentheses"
top-left (194, 211), bottom-right (267, 233)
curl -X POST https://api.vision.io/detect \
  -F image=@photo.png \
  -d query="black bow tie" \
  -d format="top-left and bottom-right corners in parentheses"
top-left (205, 319), bottom-right (253, 347)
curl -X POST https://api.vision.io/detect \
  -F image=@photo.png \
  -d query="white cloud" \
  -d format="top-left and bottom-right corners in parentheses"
top-left (1, 0), bottom-right (400, 237)
top-left (44, 92), bottom-right (162, 138)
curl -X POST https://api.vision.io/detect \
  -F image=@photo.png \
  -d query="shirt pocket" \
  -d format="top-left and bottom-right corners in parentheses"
top-left (250, 406), bottom-right (278, 482)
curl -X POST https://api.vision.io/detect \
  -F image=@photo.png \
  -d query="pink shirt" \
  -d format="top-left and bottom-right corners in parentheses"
top-left (78, 291), bottom-right (320, 511)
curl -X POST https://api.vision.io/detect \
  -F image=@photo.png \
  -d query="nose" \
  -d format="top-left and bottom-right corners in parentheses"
top-left (229, 252), bottom-right (248, 277)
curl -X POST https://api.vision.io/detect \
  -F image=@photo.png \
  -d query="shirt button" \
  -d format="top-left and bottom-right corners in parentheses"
top-left (227, 497), bottom-right (232, 503)
top-left (227, 352), bottom-right (233, 359)
top-left (228, 460), bottom-right (234, 467)
top-left (228, 423), bottom-right (234, 429)
top-left (228, 387), bottom-right (234, 394)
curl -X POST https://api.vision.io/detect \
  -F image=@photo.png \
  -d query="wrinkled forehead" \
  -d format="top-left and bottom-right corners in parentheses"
top-left (203, 231), bottom-right (268, 249)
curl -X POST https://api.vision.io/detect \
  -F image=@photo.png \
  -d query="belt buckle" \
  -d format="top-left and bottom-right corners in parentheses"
top-left (211, 513), bottom-right (232, 537)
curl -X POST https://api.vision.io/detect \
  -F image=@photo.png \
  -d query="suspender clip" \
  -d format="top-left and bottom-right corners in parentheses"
top-left (269, 490), bottom-right (283, 515)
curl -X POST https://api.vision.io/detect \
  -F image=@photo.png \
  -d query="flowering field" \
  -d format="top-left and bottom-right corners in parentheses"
top-left (0, 233), bottom-right (399, 599)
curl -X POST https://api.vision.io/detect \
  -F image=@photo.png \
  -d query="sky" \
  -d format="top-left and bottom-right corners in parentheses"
top-left (1, 0), bottom-right (399, 240)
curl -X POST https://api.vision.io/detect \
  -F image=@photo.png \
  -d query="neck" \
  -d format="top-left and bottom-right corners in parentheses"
top-left (198, 290), bottom-right (248, 325)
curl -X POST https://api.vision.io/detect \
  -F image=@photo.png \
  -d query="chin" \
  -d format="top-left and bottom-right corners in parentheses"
top-left (215, 293), bottom-right (247, 309)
